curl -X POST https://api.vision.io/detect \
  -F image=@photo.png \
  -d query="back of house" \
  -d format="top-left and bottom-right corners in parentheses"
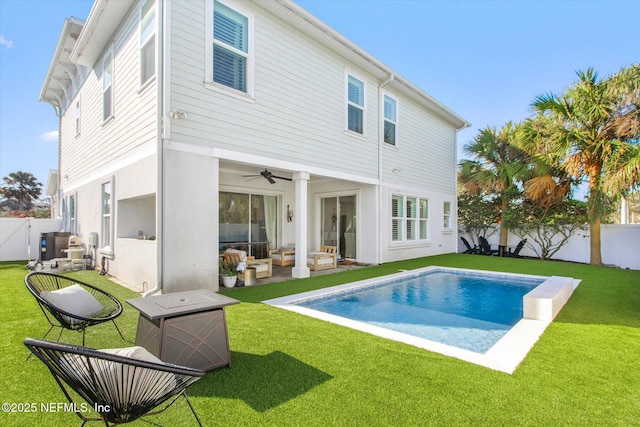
top-left (40, 0), bottom-right (469, 292)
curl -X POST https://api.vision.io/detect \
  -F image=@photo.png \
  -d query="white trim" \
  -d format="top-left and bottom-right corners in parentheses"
top-left (102, 47), bottom-right (115, 123)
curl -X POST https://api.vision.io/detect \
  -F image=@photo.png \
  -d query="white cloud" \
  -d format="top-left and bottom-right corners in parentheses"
top-left (0, 35), bottom-right (15, 49)
top-left (40, 131), bottom-right (59, 142)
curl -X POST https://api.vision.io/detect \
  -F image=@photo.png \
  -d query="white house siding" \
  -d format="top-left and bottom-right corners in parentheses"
top-left (59, 5), bottom-right (157, 193)
top-left (56, 4), bottom-right (160, 289)
top-left (167, 0), bottom-right (379, 179)
top-left (381, 95), bottom-right (457, 194)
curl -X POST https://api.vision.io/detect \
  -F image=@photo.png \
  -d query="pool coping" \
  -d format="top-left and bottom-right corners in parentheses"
top-left (263, 266), bottom-right (581, 374)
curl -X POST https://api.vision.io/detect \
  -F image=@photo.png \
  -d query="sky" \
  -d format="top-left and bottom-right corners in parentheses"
top-left (1, 0), bottom-right (639, 194)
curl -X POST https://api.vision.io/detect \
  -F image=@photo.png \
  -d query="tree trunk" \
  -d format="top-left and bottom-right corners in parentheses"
top-left (590, 218), bottom-right (602, 266)
top-left (499, 197), bottom-right (509, 256)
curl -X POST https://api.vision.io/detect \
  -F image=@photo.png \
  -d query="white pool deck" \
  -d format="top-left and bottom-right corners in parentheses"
top-left (263, 266), bottom-right (581, 374)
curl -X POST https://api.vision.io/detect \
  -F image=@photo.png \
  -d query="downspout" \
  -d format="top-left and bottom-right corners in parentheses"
top-left (144, 0), bottom-right (166, 297)
top-left (377, 74), bottom-right (394, 265)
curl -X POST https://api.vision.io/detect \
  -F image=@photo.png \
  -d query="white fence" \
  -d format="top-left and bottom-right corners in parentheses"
top-left (0, 218), bottom-right (62, 262)
top-left (459, 224), bottom-right (640, 270)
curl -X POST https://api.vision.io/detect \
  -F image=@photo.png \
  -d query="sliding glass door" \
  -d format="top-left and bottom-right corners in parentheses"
top-left (321, 195), bottom-right (356, 260)
top-left (219, 192), bottom-right (277, 258)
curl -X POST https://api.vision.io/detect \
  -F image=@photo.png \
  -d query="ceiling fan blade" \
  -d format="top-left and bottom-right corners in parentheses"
top-left (271, 175), bottom-right (292, 181)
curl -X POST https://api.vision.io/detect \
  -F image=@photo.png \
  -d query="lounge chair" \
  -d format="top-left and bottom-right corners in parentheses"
top-left (24, 338), bottom-right (204, 426)
top-left (224, 249), bottom-right (273, 279)
top-left (460, 237), bottom-right (478, 254)
top-left (25, 272), bottom-right (125, 350)
top-left (307, 245), bottom-right (338, 271)
top-left (268, 244), bottom-right (296, 267)
top-left (478, 236), bottom-right (499, 255)
top-left (507, 239), bottom-right (527, 258)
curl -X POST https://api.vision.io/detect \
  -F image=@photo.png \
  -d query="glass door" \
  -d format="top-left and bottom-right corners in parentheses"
top-left (321, 195), bottom-right (356, 260)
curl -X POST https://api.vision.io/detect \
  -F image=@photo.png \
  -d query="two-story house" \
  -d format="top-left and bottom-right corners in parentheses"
top-left (40, 0), bottom-right (469, 293)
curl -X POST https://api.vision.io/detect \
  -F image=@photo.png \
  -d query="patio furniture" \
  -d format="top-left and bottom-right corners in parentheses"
top-left (268, 244), bottom-right (295, 267)
top-left (25, 272), bottom-right (125, 350)
top-left (307, 245), bottom-right (338, 271)
top-left (224, 249), bottom-right (272, 279)
top-left (24, 337), bottom-right (204, 426)
top-left (460, 237), bottom-right (478, 254)
top-left (507, 239), bottom-right (527, 258)
top-left (127, 289), bottom-right (239, 371)
top-left (478, 236), bottom-right (499, 255)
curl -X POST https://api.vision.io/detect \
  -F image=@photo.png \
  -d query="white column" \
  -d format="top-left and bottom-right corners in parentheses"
top-left (292, 171), bottom-right (310, 278)
top-left (621, 197), bottom-right (628, 224)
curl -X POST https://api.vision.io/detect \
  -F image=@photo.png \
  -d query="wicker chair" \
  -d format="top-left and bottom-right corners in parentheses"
top-left (24, 338), bottom-right (204, 426)
top-left (25, 272), bottom-right (125, 348)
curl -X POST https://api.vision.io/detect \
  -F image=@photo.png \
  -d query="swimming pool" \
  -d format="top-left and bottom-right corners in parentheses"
top-left (264, 266), bottom-right (580, 373)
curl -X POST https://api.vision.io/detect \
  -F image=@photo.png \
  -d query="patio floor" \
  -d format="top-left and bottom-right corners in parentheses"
top-left (255, 261), bottom-right (368, 285)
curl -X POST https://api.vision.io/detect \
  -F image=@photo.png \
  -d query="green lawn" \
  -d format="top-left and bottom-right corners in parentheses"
top-left (1, 255), bottom-right (639, 426)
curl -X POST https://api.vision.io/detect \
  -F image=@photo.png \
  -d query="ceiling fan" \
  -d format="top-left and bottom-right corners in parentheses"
top-left (243, 169), bottom-right (292, 184)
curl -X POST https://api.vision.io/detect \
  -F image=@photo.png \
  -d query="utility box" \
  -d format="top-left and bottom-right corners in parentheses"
top-left (40, 232), bottom-right (72, 261)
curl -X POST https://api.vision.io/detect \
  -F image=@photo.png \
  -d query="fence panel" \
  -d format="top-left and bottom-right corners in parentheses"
top-left (459, 224), bottom-right (640, 270)
top-left (0, 218), bottom-right (62, 262)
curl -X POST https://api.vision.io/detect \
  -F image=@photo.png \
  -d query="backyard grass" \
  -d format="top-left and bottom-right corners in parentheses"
top-left (1, 254), bottom-right (639, 426)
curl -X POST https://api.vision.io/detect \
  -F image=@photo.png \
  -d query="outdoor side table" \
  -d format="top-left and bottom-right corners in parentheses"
top-left (126, 289), bottom-right (239, 371)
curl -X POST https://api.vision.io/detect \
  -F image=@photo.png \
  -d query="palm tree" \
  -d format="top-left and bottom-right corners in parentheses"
top-left (458, 122), bottom-right (530, 256)
top-left (0, 171), bottom-right (42, 211)
top-left (530, 65), bottom-right (640, 265)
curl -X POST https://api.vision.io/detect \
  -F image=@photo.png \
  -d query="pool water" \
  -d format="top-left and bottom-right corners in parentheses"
top-left (296, 271), bottom-right (543, 353)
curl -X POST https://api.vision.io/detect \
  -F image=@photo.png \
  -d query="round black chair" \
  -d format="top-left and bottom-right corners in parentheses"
top-left (25, 272), bottom-right (125, 349)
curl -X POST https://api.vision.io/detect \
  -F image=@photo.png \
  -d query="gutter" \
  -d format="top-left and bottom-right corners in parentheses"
top-left (377, 74), bottom-right (394, 265)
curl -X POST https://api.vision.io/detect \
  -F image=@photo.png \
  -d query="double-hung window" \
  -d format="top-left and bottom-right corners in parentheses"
top-left (101, 181), bottom-right (112, 251)
top-left (102, 53), bottom-right (113, 121)
top-left (347, 73), bottom-right (365, 135)
top-left (140, 0), bottom-right (156, 86)
top-left (212, 0), bottom-right (251, 93)
top-left (443, 202), bottom-right (452, 229)
top-left (383, 94), bottom-right (397, 145)
top-left (392, 194), bottom-right (429, 242)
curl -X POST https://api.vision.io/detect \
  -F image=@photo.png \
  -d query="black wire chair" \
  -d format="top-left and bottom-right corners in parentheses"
top-left (25, 272), bottom-right (125, 349)
top-left (24, 338), bottom-right (205, 426)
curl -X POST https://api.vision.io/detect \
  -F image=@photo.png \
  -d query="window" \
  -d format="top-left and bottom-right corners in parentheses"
top-left (102, 53), bottom-right (113, 121)
top-left (211, 0), bottom-right (251, 93)
top-left (75, 100), bottom-right (81, 136)
top-left (68, 194), bottom-right (76, 234)
top-left (383, 95), bottom-right (397, 145)
top-left (219, 192), bottom-right (278, 254)
top-left (392, 194), bottom-right (429, 242)
top-left (101, 182), bottom-right (112, 249)
top-left (140, 0), bottom-right (156, 86)
top-left (347, 73), bottom-right (365, 134)
top-left (443, 202), bottom-right (452, 229)
top-left (391, 195), bottom-right (403, 242)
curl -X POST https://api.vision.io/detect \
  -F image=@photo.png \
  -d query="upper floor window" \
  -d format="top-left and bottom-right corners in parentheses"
top-left (347, 73), bottom-right (365, 134)
top-left (102, 53), bottom-right (113, 122)
top-left (443, 201), bottom-right (452, 229)
top-left (140, 0), bottom-right (156, 86)
top-left (392, 194), bottom-right (429, 242)
top-left (383, 94), bottom-right (397, 145)
top-left (212, 0), bottom-right (251, 93)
